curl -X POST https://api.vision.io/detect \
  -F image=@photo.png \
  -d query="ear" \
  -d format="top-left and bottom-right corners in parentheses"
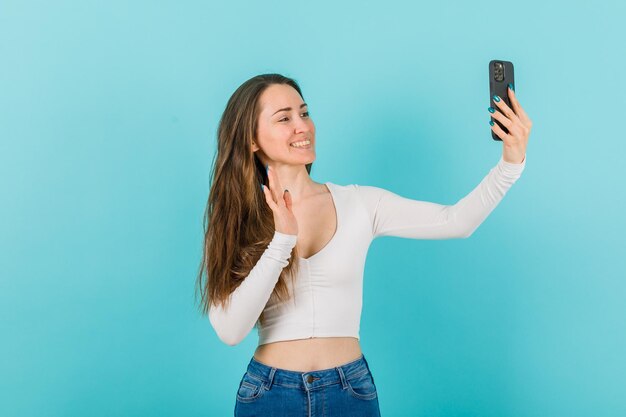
top-left (251, 140), bottom-right (259, 152)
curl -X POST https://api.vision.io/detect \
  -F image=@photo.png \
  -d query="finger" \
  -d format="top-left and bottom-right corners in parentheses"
top-left (268, 165), bottom-right (285, 206)
top-left (507, 86), bottom-right (533, 127)
top-left (491, 101), bottom-right (525, 139)
top-left (262, 184), bottom-right (277, 210)
top-left (492, 94), bottom-right (521, 125)
top-left (506, 86), bottom-right (522, 116)
top-left (267, 165), bottom-right (278, 204)
top-left (490, 120), bottom-right (514, 144)
top-left (283, 189), bottom-right (292, 211)
top-left (488, 107), bottom-right (513, 130)
top-left (490, 107), bottom-right (525, 141)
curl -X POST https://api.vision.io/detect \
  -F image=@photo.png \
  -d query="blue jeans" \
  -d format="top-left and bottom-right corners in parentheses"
top-left (234, 353), bottom-right (381, 416)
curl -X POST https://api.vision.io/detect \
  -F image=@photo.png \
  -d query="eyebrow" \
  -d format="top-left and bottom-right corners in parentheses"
top-left (272, 103), bottom-right (308, 116)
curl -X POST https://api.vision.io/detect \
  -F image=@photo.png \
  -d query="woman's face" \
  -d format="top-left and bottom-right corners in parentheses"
top-left (253, 84), bottom-right (316, 166)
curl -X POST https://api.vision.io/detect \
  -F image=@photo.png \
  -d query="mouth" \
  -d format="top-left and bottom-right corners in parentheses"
top-left (289, 139), bottom-right (312, 149)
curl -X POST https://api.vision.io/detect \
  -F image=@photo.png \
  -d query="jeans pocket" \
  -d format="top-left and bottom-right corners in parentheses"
top-left (236, 372), bottom-right (266, 403)
top-left (346, 370), bottom-right (378, 401)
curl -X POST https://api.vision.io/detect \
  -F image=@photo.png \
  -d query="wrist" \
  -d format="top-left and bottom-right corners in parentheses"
top-left (502, 147), bottom-right (526, 164)
top-left (502, 155), bottom-right (525, 164)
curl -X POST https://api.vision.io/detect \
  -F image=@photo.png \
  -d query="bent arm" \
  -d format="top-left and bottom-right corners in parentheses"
top-left (355, 156), bottom-right (526, 239)
top-left (208, 231), bottom-right (297, 346)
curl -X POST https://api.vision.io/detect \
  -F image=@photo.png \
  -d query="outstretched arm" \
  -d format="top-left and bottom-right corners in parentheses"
top-left (208, 231), bottom-right (297, 346)
top-left (355, 156), bottom-right (526, 239)
top-left (356, 83), bottom-right (533, 240)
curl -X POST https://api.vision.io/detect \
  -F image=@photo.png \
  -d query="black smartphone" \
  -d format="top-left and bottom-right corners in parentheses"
top-left (489, 59), bottom-right (515, 141)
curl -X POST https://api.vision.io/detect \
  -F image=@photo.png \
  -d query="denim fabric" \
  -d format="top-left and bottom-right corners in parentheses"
top-left (234, 353), bottom-right (381, 416)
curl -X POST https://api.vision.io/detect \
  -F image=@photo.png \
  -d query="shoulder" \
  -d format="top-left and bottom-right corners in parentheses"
top-left (328, 181), bottom-right (388, 196)
top-left (326, 181), bottom-right (389, 209)
top-left (326, 181), bottom-right (384, 193)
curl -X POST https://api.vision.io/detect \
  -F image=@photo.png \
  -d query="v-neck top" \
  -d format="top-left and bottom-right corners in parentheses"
top-left (209, 156), bottom-right (527, 346)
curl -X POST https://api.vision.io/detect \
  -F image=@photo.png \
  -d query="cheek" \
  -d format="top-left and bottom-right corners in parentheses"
top-left (260, 126), bottom-right (289, 144)
top-left (266, 131), bottom-right (292, 152)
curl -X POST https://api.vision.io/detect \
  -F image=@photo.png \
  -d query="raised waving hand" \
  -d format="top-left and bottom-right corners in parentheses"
top-left (262, 164), bottom-right (299, 236)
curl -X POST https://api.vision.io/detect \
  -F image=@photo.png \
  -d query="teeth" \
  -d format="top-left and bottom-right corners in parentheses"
top-left (290, 140), bottom-right (311, 148)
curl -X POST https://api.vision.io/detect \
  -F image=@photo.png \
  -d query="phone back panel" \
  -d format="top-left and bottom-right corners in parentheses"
top-left (489, 60), bottom-right (515, 141)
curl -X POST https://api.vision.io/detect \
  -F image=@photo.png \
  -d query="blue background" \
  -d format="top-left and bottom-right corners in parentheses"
top-left (2, 1), bottom-right (625, 416)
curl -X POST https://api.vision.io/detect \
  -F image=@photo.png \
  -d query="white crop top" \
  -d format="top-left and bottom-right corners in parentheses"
top-left (209, 156), bottom-right (526, 346)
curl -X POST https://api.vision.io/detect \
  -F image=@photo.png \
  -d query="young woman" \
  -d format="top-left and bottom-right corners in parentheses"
top-left (196, 73), bottom-right (532, 416)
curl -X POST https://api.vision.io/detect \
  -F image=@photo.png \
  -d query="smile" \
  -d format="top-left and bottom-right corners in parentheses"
top-left (290, 140), bottom-right (311, 148)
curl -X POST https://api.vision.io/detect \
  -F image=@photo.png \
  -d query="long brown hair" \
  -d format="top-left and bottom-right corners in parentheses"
top-left (195, 73), bottom-right (312, 329)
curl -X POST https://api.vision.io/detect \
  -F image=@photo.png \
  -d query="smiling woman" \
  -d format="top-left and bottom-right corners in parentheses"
top-left (253, 83), bottom-right (317, 167)
top-left (196, 72), bottom-right (528, 417)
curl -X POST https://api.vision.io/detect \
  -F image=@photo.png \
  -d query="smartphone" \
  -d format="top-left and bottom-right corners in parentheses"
top-left (489, 59), bottom-right (515, 141)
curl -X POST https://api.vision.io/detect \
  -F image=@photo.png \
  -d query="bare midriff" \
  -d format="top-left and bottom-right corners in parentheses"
top-left (253, 337), bottom-right (362, 372)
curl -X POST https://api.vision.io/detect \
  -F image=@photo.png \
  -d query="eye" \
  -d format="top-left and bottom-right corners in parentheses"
top-left (279, 112), bottom-right (310, 122)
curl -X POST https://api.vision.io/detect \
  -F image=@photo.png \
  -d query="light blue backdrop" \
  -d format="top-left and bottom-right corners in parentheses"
top-left (1, 1), bottom-right (625, 416)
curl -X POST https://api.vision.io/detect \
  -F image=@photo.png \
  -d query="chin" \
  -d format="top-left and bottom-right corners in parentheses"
top-left (301, 155), bottom-right (316, 165)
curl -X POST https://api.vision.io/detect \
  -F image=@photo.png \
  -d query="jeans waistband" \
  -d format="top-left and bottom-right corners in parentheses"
top-left (246, 353), bottom-right (371, 389)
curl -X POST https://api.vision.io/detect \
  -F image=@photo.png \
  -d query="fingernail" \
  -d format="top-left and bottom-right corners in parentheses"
top-left (493, 95), bottom-right (500, 102)
top-left (488, 107), bottom-right (495, 113)
top-left (508, 83), bottom-right (514, 92)
top-left (489, 120), bottom-right (494, 126)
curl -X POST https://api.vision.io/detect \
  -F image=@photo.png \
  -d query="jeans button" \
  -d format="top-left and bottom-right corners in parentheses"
top-left (307, 375), bottom-right (314, 383)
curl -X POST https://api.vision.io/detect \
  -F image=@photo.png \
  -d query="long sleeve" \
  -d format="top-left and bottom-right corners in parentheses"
top-left (354, 156), bottom-right (526, 239)
top-left (208, 230), bottom-right (298, 346)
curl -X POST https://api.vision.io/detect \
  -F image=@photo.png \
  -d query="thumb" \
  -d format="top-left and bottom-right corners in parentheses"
top-left (283, 189), bottom-right (292, 211)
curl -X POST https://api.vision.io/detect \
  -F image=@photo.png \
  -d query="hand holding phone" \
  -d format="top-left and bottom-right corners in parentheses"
top-left (489, 60), bottom-right (515, 141)
top-left (487, 59), bottom-right (533, 163)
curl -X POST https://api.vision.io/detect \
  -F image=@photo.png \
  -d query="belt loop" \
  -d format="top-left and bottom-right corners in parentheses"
top-left (265, 367), bottom-right (277, 390)
top-left (361, 354), bottom-right (375, 384)
top-left (362, 354), bottom-right (369, 370)
top-left (336, 365), bottom-right (349, 389)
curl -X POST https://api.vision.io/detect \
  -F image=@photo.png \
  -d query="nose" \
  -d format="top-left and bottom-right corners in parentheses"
top-left (294, 116), bottom-right (312, 133)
